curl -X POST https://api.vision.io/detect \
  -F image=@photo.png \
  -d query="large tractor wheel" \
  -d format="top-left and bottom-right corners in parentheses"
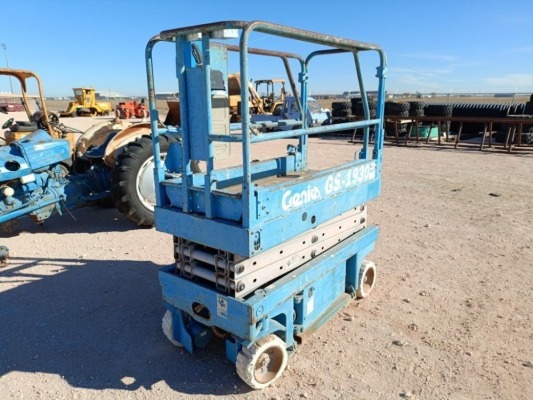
top-left (111, 134), bottom-right (175, 227)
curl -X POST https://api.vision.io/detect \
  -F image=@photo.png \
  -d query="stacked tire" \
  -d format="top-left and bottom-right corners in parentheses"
top-left (384, 101), bottom-right (410, 137)
top-left (331, 101), bottom-right (352, 118)
top-left (354, 100), bottom-right (377, 118)
top-left (385, 101), bottom-right (409, 117)
top-left (524, 101), bottom-right (533, 115)
top-left (408, 101), bottom-right (425, 117)
top-left (424, 104), bottom-right (453, 118)
top-left (350, 97), bottom-right (361, 115)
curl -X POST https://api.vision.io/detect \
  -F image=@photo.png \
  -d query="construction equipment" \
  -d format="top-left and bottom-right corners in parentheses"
top-left (0, 117), bottom-right (169, 244)
top-left (166, 74), bottom-right (287, 126)
top-left (254, 78), bottom-right (286, 113)
top-left (114, 98), bottom-right (149, 119)
top-left (228, 74), bottom-right (283, 117)
top-left (251, 95), bottom-right (331, 131)
top-left (146, 21), bottom-right (386, 388)
top-left (0, 69), bottom-right (184, 262)
top-left (59, 87), bottom-right (112, 117)
top-left (0, 129), bottom-right (107, 226)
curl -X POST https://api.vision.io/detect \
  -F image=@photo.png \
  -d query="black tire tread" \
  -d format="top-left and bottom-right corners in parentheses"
top-left (112, 134), bottom-right (175, 227)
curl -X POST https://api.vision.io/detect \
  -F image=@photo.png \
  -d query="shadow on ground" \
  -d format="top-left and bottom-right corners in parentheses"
top-left (0, 245), bottom-right (247, 396)
top-left (1, 206), bottom-right (138, 239)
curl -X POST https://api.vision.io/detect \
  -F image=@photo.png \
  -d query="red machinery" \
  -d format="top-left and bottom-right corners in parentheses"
top-left (115, 99), bottom-right (148, 119)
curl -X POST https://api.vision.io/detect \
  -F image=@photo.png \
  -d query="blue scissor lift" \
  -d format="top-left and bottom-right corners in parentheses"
top-left (145, 21), bottom-right (386, 389)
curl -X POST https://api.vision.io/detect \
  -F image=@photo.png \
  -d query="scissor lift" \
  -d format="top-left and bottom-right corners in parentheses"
top-left (146, 21), bottom-right (387, 389)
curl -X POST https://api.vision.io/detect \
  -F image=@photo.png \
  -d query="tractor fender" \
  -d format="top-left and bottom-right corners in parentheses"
top-left (102, 122), bottom-right (153, 168)
top-left (75, 119), bottom-right (131, 158)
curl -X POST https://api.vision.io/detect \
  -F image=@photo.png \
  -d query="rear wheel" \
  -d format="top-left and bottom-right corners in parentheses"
top-left (112, 135), bottom-right (174, 227)
top-left (162, 310), bottom-right (183, 347)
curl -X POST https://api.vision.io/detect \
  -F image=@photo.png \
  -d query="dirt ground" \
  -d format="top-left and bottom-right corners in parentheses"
top-left (0, 114), bottom-right (532, 399)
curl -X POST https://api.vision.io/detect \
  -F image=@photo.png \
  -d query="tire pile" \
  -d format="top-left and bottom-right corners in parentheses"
top-left (384, 101), bottom-right (409, 117)
top-left (384, 102), bottom-right (410, 136)
top-left (333, 97), bottom-right (531, 142)
top-left (440, 102), bottom-right (525, 139)
top-left (408, 101), bottom-right (425, 117)
top-left (424, 104), bottom-right (453, 118)
top-left (524, 100), bottom-right (533, 115)
top-left (331, 101), bottom-right (352, 118)
top-left (353, 99), bottom-right (377, 118)
top-left (381, 100), bottom-right (529, 139)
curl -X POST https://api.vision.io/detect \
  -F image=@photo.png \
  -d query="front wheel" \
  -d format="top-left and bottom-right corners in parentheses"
top-left (111, 134), bottom-right (175, 227)
top-left (236, 334), bottom-right (288, 389)
top-left (356, 260), bottom-right (377, 299)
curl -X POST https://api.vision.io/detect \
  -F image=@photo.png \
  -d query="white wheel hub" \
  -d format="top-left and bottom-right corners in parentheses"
top-left (236, 334), bottom-right (288, 389)
top-left (356, 260), bottom-right (377, 298)
top-left (135, 152), bottom-right (167, 211)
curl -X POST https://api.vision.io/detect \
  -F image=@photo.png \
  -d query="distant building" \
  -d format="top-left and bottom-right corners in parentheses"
top-left (95, 90), bottom-right (128, 99)
top-left (342, 91), bottom-right (359, 98)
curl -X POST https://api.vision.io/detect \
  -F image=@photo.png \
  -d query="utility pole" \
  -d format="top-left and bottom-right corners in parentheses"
top-left (0, 42), bottom-right (13, 93)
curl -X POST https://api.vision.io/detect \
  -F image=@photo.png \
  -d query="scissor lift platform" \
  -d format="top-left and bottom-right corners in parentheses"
top-left (146, 20), bottom-right (387, 389)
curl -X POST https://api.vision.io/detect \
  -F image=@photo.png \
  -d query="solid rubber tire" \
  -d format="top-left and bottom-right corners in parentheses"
top-left (356, 260), bottom-right (377, 299)
top-left (236, 334), bottom-right (288, 389)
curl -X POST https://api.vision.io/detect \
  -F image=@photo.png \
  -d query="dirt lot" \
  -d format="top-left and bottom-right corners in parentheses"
top-left (0, 114), bottom-right (532, 399)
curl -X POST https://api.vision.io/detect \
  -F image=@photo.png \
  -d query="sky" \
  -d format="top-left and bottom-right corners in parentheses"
top-left (0, 0), bottom-right (532, 97)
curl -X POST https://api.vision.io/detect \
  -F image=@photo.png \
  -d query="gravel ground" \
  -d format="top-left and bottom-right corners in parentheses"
top-left (0, 114), bottom-right (532, 399)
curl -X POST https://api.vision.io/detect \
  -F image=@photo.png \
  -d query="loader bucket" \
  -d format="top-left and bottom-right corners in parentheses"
top-left (164, 100), bottom-right (181, 126)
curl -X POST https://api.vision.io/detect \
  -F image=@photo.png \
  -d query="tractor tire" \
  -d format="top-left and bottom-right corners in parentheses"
top-left (111, 134), bottom-right (176, 227)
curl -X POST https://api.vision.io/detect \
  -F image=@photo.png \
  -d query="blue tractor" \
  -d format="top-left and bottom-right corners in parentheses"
top-left (0, 126), bottom-right (115, 263)
top-left (0, 130), bottom-right (72, 225)
top-left (0, 68), bottom-right (183, 264)
top-left (146, 20), bottom-right (386, 389)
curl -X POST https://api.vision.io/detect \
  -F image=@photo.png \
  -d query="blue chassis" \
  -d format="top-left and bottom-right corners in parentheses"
top-left (160, 224), bottom-right (378, 362)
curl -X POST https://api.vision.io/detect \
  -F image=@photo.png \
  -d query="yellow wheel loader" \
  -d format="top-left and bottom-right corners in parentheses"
top-left (60, 87), bottom-right (112, 117)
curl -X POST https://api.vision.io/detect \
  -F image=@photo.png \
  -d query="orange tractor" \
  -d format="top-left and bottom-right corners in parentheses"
top-left (115, 98), bottom-right (149, 119)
